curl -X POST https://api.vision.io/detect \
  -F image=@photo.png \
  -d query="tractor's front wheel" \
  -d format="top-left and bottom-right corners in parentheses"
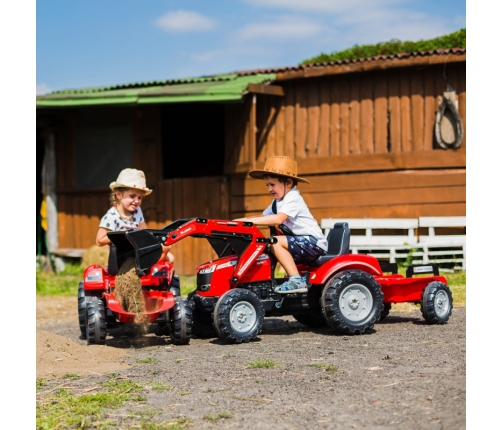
top-left (86, 297), bottom-right (107, 345)
top-left (77, 281), bottom-right (87, 338)
top-left (169, 297), bottom-right (192, 345)
top-left (421, 281), bottom-right (453, 324)
top-left (187, 291), bottom-right (217, 338)
top-left (320, 269), bottom-right (384, 335)
top-left (213, 289), bottom-right (265, 344)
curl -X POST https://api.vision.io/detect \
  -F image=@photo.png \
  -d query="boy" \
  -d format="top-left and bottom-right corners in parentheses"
top-left (234, 156), bottom-right (327, 293)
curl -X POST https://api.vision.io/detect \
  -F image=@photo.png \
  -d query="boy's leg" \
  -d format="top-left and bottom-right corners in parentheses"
top-left (271, 237), bottom-right (307, 294)
top-left (271, 236), bottom-right (299, 276)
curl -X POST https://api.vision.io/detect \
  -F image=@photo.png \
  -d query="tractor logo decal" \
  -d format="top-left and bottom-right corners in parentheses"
top-left (237, 246), bottom-right (264, 276)
top-left (216, 260), bottom-right (238, 270)
top-left (179, 227), bottom-right (193, 235)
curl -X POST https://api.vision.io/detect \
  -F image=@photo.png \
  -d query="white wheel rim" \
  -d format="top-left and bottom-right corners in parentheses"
top-left (339, 283), bottom-right (373, 322)
top-left (229, 301), bottom-right (257, 333)
top-left (434, 290), bottom-right (450, 317)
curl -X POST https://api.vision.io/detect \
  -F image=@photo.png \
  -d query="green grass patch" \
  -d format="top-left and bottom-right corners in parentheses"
top-left (61, 373), bottom-right (80, 380)
top-left (36, 378), bottom-right (47, 392)
top-left (306, 363), bottom-right (338, 373)
top-left (302, 28), bottom-right (465, 64)
top-left (245, 360), bottom-right (278, 369)
top-left (203, 411), bottom-right (233, 421)
top-left (180, 276), bottom-right (196, 297)
top-left (136, 357), bottom-right (160, 364)
top-left (36, 263), bottom-right (83, 296)
top-left (150, 381), bottom-right (174, 392)
top-left (178, 391), bottom-right (191, 396)
top-left (36, 377), bottom-right (145, 429)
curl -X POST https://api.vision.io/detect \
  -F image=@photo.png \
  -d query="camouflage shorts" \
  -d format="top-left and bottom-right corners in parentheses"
top-left (286, 235), bottom-right (326, 264)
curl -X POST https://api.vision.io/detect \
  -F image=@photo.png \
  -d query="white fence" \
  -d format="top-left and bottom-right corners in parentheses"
top-left (321, 216), bottom-right (466, 270)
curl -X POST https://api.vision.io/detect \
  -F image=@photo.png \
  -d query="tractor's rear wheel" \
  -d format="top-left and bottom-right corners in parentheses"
top-left (213, 289), bottom-right (265, 344)
top-left (420, 281), bottom-right (453, 324)
top-left (379, 303), bottom-right (392, 321)
top-left (77, 281), bottom-right (87, 338)
top-left (169, 297), bottom-right (192, 345)
top-left (86, 297), bottom-right (107, 345)
top-left (321, 269), bottom-right (384, 335)
top-left (292, 309), bottom-right (328, 328)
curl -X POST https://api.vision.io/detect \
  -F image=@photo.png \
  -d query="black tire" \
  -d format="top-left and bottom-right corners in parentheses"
top-left (379, 303), bottom-right (392, 321)
top-left (420, 281), bottom-right (453, 324)
top-left (169, 297), bottom-right (192, 345)
top-left (154, 311), bottom-right (170, 336)
top-left (213, 289), bottom-right (265, 344)
top-left (86, 297), bottom-right (107, 345)
top-left (77, 281), bottom-right (87, 337)
top-left (293, 309), bottom-right (328, 328)
top-left (187, 291), bottom-right (217, 338)
top-left (320, 270), bottom-right (384, 335)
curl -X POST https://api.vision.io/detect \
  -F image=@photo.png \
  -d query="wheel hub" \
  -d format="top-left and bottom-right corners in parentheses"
top-left (229, 301), bottom-right (257, 333)
top-left (434, 290), bottom-right (450, 317)
top-left (339, 284), bottom-right (373, 322)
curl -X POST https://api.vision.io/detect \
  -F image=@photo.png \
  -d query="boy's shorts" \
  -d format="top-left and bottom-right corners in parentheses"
top-left (286, 235), bottom-right (327, 264)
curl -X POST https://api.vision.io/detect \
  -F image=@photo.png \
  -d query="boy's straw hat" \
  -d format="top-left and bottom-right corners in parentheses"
top-left (109, 168), bottom-right (152, 195)
top-left (248, 156), bottom-right (310, 184)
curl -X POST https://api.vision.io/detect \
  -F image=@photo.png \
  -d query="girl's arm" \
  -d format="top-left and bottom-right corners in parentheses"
top-left (96, 227), bottom-right (112, 246)
top-left (234, 213), bottom-right (288, 226)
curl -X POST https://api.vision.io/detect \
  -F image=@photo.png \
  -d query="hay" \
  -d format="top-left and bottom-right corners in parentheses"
top-left (114, 257), bottom-right (145, 320)
top-left (81, 245), bottom-right (109, 269)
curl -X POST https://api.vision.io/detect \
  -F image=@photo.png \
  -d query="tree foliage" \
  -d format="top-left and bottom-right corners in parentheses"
top-left (301, 28), bottom-right (466, 65)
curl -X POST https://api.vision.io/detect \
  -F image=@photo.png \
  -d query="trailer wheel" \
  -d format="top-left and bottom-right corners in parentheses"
top-left (213, 289), bottom-right (265, 344)
top-left (293, 309), bottom-right (328, 327)
top-left (86, 297), bottom-right (107, 345)
top-left (420, 281), bottom-right (453, 324)
top-left (77, 281), bottom-right (87, 338)
top-left (169, 297), bottom-right (192, 345)
top-left (320, 270), bottom-right (384, 335)
top-left (379, 303), bottom-right (392, 321)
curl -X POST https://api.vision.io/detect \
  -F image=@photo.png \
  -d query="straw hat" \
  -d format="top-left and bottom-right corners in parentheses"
top-left (248, 156), bottom-right (310, 184)
top-left (109, 168), bottom-right (152, 195)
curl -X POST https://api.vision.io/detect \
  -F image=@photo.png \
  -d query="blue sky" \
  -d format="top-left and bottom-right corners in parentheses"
top-left (36, 0), bottom-right (465, 94)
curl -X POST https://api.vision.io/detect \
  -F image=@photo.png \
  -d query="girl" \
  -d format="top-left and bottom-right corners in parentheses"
top-left (234, 156), bottom-right (327, 294)
top-left (96, 168), bottom-right (174, 264)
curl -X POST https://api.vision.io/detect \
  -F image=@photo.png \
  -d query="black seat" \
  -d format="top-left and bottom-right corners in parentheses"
top-left (308, 222), bottom-right (351, 266)
top-left (107, 244), bottom-right (119, 275)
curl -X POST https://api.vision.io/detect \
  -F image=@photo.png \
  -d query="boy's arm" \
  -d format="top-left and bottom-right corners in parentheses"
top-left (234, 213), bottom-right (288, 226)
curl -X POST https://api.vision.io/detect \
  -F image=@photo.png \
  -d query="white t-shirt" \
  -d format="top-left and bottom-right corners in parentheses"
top-left (99, 206), bottom-right (145, 231)
top-left (263, 188), bottom-right (328, 251)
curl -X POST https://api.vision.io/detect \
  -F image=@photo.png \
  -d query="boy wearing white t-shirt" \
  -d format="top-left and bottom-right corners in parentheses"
top-left (234, 156), bottom-right (327, 294)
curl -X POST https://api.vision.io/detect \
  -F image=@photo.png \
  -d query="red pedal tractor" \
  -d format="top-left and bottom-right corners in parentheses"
top-left (108, 218), bottom-right (453, 344)
top-left (78, 239), bottom-right (192, 345)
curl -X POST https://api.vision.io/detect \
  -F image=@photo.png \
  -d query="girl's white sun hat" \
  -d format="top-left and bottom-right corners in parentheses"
top-left (109, 168), bottom-right (152, 195)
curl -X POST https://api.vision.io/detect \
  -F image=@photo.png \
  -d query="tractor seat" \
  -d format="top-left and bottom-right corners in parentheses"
top-left (308, 222), bottom-right (351, 267)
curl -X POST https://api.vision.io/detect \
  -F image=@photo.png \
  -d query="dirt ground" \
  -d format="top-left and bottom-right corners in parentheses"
top-left (36, 295), bottom-right (466, 429)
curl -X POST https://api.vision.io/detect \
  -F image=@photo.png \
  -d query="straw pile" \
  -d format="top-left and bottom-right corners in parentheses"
top-left (114, 257), bottom-right (145, 318)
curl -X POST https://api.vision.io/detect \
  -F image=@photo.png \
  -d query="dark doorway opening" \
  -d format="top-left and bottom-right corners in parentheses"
top-left (161, 103), bottom-right (225, 178)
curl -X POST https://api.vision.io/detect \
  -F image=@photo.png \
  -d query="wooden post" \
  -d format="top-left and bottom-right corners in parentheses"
top-left (43, 132), bottom-right (58, 252)
top-left (250, 94), bottom-right (256, 170)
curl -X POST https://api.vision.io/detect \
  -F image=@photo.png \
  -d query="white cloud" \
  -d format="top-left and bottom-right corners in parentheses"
top-left (155, 10), bottom-right (216, 32)
top-left (236, 16), bottom-right (322, 40)
top-left (36, 83), bottom-right (52, 95)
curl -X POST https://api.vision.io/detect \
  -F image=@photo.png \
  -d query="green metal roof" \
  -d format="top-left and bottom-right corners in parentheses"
top-left (36, 73), bottom-right (277, 107)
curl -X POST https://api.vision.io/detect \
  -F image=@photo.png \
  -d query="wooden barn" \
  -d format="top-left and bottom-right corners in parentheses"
top-left (36, 48), bottom-right (466, 274)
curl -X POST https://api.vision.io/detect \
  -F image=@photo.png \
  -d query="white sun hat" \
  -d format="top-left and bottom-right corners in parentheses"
top-left (109, 168), bottom-right (152, 195)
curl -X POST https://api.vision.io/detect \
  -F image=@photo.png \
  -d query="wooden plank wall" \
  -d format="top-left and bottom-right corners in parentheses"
top-left (230, 169), bottom-right (466, 221)
top-left (254, 62), bottom-right (466, 159)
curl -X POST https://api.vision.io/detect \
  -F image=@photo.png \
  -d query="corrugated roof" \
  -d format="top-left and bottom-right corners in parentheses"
top-left (36, 73), bottom-right (276, 107)
top-left (36, 49), bottom-right (465, 107)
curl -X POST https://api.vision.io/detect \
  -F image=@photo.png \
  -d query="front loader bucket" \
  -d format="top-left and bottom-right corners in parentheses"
top-left (107, 229), bottom-right (163, 276)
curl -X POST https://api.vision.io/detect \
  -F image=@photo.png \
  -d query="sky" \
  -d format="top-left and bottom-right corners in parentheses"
top-left (36, 0), bottom-right (466, 94)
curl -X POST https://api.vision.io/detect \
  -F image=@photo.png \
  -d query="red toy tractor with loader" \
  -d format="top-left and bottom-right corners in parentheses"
top-left (78, 239), bottom-right (192, 346)
top-left (107, 217), bottom-right (453, 344)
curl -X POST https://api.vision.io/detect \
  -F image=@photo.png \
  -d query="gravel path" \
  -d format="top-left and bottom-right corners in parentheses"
top-left (37, 296), bottom-right (466, 429)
